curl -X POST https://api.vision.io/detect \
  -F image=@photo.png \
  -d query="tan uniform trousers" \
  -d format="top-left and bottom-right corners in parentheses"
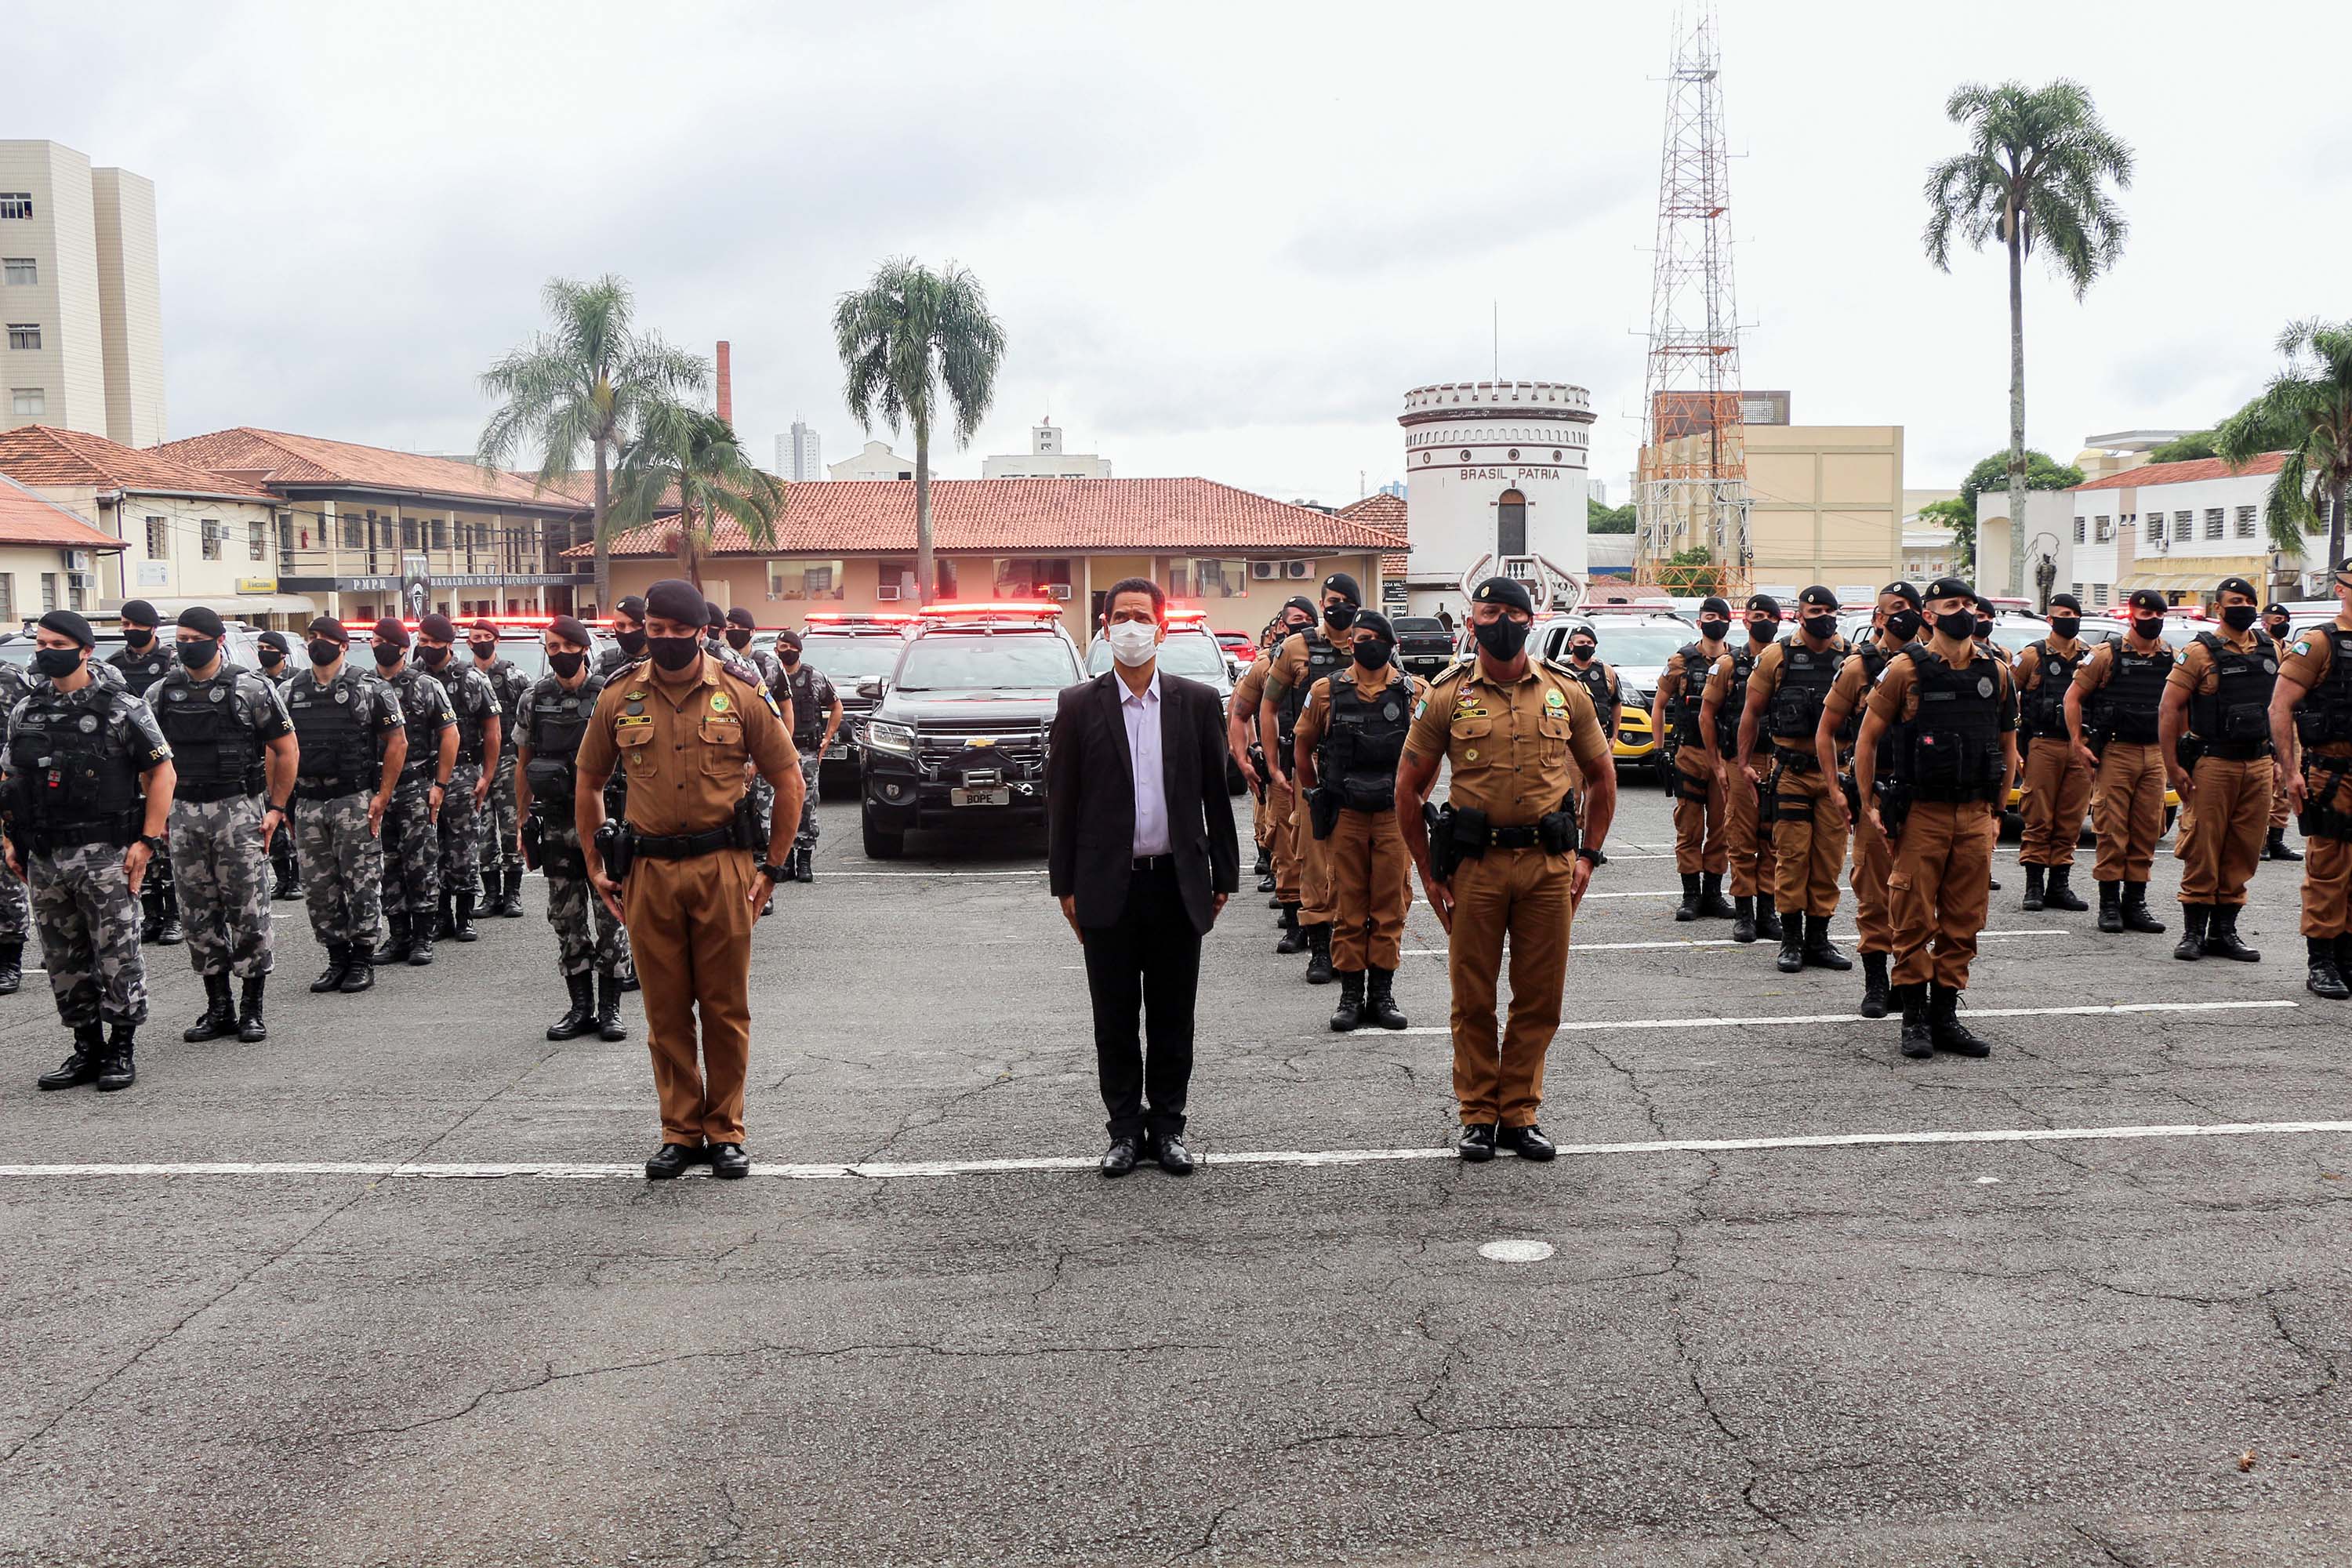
top-left (1294, 786), bottom-right (1336, 927)
top-left (2018, 737), bottom-right (2093, 867)
top-left (1672, 746), bottom-right (1727, 875)
top-left (2271, 778), bottom-right (2291, 833)
top-left (2178, 753), bottom-right (2271, 907)
top-left (2092, 742), bottom-right (2169, 884)
top-left (1250, 780), bottom-right (1270, 851)
top-left (1327, 807), bottom-right (1410, 971)
top-left (1850, 804), bottom-right (1893, 956)
top-left (1446, 845), bottom-right (1577, 1129)
top-left (1889, 800), bottom-right (1996, 991)
top-left (1767, 752), bottom-right (1847, 919)
top-left (1268, 776), bottom-right (1301, 902)
top-left (622, 848), bottom-right (758, 1147)
top-left (1724, 765), bottom-right (1778, 899)
top-left (2301, 760), bottom-right (2352, 938)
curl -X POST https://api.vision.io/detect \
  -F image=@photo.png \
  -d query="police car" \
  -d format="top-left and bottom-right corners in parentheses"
top-left (798, 612), bottom-right (919, 799)
top-left (1082, 608), bottom-right (1247, 793)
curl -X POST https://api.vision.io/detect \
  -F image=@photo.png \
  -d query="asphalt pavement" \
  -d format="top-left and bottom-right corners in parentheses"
top-left (1, 777), bottom-right (2348, 1567)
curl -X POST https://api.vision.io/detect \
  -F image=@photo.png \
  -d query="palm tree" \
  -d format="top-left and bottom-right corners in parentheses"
top-left (608, 404), bottom-right (785, 590)
top-left (833, 259), bottom-right (1007, 601)
top-left (2216, 319), bottom-right (2352, 576)
top-left (1925, 81), bottom-right (2132, 597)
top-left (475, 274), bottom-right (707, 612)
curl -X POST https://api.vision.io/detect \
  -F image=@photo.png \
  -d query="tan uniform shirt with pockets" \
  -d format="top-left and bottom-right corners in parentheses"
top-left (2281, 628), bottom-right (2352, 760)
top-left (1403, 660), bottom-right (1610, 828)
top-left (575, 655), bottom-right (796, 837)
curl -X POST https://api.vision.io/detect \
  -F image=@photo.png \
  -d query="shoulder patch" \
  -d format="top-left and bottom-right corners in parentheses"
top-left (2295, 638), bottom-right (2313, 657)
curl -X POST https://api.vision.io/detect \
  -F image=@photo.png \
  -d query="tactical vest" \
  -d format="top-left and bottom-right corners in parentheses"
top-left (1278, 635), bottom-right (1349, 747)
top-left (1893, 648), bottom-right (2008, 804)
top-left (1712, 644), bottom-right (1764, 753)
top-left (437, 667), bottom-right (488, 766)
top-left (1319, 675), bottom-right (1411, 812)
top-left (7, 688), bottom-right (143, 841)
top-left (389, 670), bottom-right (443, 779)
top-left (1563, 659), bottom-right (1617, 738)
top-left (2294, 627), bottom-right (2352, 749)
top-left (2183, 631), bottom-right (2277, 758)
top-left (1669, 644), bottom-right (1717, 748)
top-left (784, 663), bottom-right (826, 745)
top-left (2095, 644), bottom-right (2172, 745)
top-left (154, 671), bottom-right (267, 800)
top-left (1835, 641), bottom-right (1896, 749)
top-left (108, 644), bottom-right (172, 698)
top-left (521, 672), bottom-right (608, 808)
top-left (2022, 641), bottom-right (2085, 739)
top-left (285, 670), bottom-right (378, 794)
top-left (1766, 639), bottom-right (1844, 742)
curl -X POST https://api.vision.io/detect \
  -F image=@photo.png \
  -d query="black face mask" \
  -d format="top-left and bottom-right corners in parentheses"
top-left (1974, 616), bottom-right (1994, 637)
top-left (2265, 617), bottom-right (2290, 637)
top-left (1283, 620), bottom-right (1312, 639)
top-left (1473, 615), bottom-right (1530, 662)
top-left (780, 651), bottom-right (800, 667)
top-left (1748, 619), bottom-right (1779, 644)
top-left (122, 628), bottom-right (154, 651)
top-left (1352, 640), bottom-right (1393, 670)
top-left (1935, 610), bottom-right (1978, 642)
top-left (2133, 616), bottom-right (2165, 641)
top-left (417, 644), bottom-right (450, 668)
top-left (257, 648), bottom-right (285, 669)
top-left (615, 628), bottom-right (647, 659)
top-left (1885, 609), bottom-right (1924, 643)
top-left (32, 646), bottom-right (82, 678)
top-left (1698, 619), bottom-right (1730, 643)
top-left (648, 635), bottom-right (702, 672)
top-left (548, 651), bottom-right (586, 679)
top-left (373, 644), bottom-right (405, 669)
top-left (1324, 604), bottom-right (1358, 632)
top-left (176, 638), bottom-right (218, 669)
top-left (725, 629), bottom-right (753, 650)
top-left (308, 640), bottom-right (343, 666)
top-left (2049, 616), bottom-right (2081, 640)
top-left (2220, 604), bottom-right (2259, 632)
top-left (1799, 614), bottom-right (1836, 642)
top-left (470, 641), bottom-right (498, 662)
top-left (1569, 644), bottom-right (1596, 662)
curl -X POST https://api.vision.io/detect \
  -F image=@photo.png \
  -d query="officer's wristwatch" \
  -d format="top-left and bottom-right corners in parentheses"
top-left (756, 861), bottom-right (789, 883)
top-left (138, 833), bottom-right (168, 854)
top-left (1575, 847), bottom-right (1602, 866)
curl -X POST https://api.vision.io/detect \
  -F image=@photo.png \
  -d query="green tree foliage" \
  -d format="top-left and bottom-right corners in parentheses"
top-left (1587, 497), bottom-right (1636, 534)
top-left (2216, 319), bottom-right (2352, 564)
top-left (608, 405), bottom-right (784, 590)
top-left (1916, 495), bottom-right (1977, 566)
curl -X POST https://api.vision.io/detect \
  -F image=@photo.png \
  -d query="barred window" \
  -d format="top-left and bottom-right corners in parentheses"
top-left (2203, 508), bottom-right (2224, 540)
top-left (2234, 505), bottom-right (2257, 539)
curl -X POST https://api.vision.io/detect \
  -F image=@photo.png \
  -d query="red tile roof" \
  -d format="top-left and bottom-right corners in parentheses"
top-left (151, 428), bottom-right (591, 512)
top-left (2071, 452), bottom-right (2288, 492)
top-left (0, 474), bottom-right (129, 550)
top-left (0, 425), bottom-right (278, 500)
top-left (570, 477), bottom-right (1411, 558)
top-left (1339, 495), bottom-right (1412, 583)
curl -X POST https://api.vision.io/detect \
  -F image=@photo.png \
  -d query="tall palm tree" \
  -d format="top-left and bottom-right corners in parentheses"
top-left (475, 274), bottom-right (707, 612)
top-left (833, 258), bottom-right (1007, 601)
top-left (1925, 81), bottom-right (2132, 597)
top-left (608, 405), bottom-right (786, 590)
top-left (2216, 319), bottom-right (2352, 577)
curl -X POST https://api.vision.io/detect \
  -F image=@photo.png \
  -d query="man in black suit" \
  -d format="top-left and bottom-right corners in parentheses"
top-left (1047, 577), bottom-right (1240, 1177)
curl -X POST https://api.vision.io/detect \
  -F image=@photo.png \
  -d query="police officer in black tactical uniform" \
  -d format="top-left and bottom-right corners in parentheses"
top-left (597, 595), bottom-right (649, 679)
top-left (1561, 626), bottom-right (1621, 742)
top-left (466, 618), bottom-right (534, 917)
top-left (254, 630), bottom-right (304, 901)
top-left (775, 629), bottom-right (842, 884)
top-left (285, 616), bottom-right (408, 996)
top-left (2262, 602), bottom-right (2305, 863)
top-left (110, 599), bottom-right (182, 946)
top-left (516, 616), bottom-right (630, 1042)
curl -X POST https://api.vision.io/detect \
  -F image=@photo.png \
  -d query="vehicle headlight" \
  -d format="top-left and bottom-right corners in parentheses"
top-left (866, 720), bottom-right (916, 757)
top-left (1621, 688), bottom-right (1650, 713)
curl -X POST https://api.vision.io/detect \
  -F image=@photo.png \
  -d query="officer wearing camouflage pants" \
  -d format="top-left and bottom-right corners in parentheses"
top-left (255, 631), bottom-right (304, 901)
top-left (417, 614), bottom-right (503, 945)
top-left (15, 610), bottom-right (176, 1094)
top-left (155, 608), bottom-right (298, 1045)
top-left (775, 628), bottom-right (842, 883)
top-left (285, 616), bottom-right (408, 995)
top-left (517, 616), bottom-right (628, 1041)
top-left (109, 598), bottom-right (183, 946)
top-left (466, 619), bottom-right (532, 918)
top-left (724, 608), bottom-right (787, 910)
top-left (0, 658), bottom-right (34, 993)
top-left (366, 618), bottom-right (458, 968)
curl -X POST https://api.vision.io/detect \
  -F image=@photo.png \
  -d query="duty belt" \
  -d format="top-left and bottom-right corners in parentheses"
top-left (1480, 824), bottom-right (1545, 850)
top-left (630, 825), bottom-right (735, 860)
top-left (1770, 744), bottom-right (1820, 772)
top-left (293, 776), bottom-right (365, 800)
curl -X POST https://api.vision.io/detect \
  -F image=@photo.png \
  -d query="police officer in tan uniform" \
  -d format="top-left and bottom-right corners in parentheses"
top-left (2013, 593), bottom-right (2095, 912)
top-left (2263, 602), bottom-right (2304, 862)
top-left (1242, 597), bottom-right (1317, 945)
top-left (2161, 575), bottom-right (2276, 962)
top-left (1702, 597), bottom-right (1783, 945)
top-left (1397, 576), bottom-right (1615, 1165)
top-left (2271, 561), bottom-right (2352, 999)
top-left (1737, 584), bottom-right (1851, 973)
top-left (1231, 620), bottom-right (1280, 893)
top-left (573, 579), bottom-right (803, 1181)
top-left (2067, 588), bottom-right (2174, 936)
top-left (1260, 575), bottom-right (1361, 984)
top-left (1816, 582), bottom-right (1922, 1018)
top-left (1653, 597), bottom-right (1733, 922)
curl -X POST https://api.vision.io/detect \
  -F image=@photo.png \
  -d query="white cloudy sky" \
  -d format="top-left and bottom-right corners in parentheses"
top-left (17, 0), bottom-right (2351, 503)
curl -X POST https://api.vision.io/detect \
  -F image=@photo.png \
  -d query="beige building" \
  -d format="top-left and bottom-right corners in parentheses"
top-left (0, 471), bottom-right (126, 622)
top-left (981, 418), bottom-right (1112, 479)
top-left (828, 440), bottom-right (916, 481)
top-left (1642, 423), bottom-right (1905, 596)
top-left (0, 142), bottom-right (165, 447)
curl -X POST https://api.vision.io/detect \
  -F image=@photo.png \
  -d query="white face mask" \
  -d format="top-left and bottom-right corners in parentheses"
top-left (1106, 620), bottom-right (1159, 667)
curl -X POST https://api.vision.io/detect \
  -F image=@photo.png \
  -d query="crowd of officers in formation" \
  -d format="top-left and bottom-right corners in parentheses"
top-left (1227, 561), bottom-right (2352, 1159)
top-left (9, 591), bottom-right (841, 1098)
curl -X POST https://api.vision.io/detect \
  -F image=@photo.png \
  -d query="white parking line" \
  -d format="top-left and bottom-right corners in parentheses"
top-left (1399, 928), bottom-right (2074, 956)
top-left (0, 1116), bottom-right (2343, 1182)
top-left (826, 869), bottom-right (1049, 877)
top-left (1383, 998), bottom-right (2298, 1036)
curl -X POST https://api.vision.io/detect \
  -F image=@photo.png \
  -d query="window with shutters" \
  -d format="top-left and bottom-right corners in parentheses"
top-left (2073, 517), bottom-right (2085, 544)
top-left (2095, 516), bottom-right (2114, 543)
top-left (2204, 508), bottom-right (2224, 540)
top-left (2143, 511), bottom-right (2161, 543)
top-left (2234, 505), bottom-right (2257, 539)
top-left (2092, 583), bottom-right (2110, 607)
top-left (145, 517), bottom-right (166, 557)
top-left (201, 519), bottom-right (223, 561)
top-left (2173, 510), bottom-right (2194, 542)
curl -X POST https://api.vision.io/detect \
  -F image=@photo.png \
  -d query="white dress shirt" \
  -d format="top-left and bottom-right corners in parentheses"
top-left (1120, 668), bottom-right (1171, 858)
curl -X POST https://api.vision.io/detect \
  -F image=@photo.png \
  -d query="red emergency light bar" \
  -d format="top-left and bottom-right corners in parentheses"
top-left (916, 601), bottom-right (1065, 619)
top-left (806, 611), bottom-right (919, 625)
top-left (1164, 608), bottom-right (1210, 624)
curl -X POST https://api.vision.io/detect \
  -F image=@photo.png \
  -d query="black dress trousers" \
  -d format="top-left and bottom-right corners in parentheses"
top-left (1080, 858), bottom-right (1201, 1141)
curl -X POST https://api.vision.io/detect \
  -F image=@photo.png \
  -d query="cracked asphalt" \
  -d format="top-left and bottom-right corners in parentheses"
top-left (2, 784), bottom-right (2349, 1567)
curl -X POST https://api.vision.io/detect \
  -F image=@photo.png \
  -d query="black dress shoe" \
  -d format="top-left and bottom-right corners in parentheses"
top-left (1457, 1123), bottom-right (1497, 1163)
top-left (706, 1142), bottom-right (751, 1179)
top-left (1100, 1137), bottom-right (1142, 1178)
top-left (1498, 1123), bottom-right (1557, 1162)
top-left (1153, 1134), bottom-right (1195, 1176)
top-left (644, 1142), bottom-right (705, 1180)
top-left (1256, 872), bottom-right (1276, 893)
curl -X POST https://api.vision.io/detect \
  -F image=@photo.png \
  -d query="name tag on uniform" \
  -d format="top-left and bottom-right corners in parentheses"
top-left (614, 713), bottom-right (653, 729)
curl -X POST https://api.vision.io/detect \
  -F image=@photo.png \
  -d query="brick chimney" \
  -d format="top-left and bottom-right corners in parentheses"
top-left (715, 340), bottom-right (732, 426)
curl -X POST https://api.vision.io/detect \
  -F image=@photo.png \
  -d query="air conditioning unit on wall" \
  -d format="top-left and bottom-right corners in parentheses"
top-left (1283, 559), bottom-right (1313, 579)
top-left (1044, 583), bottom-right (1072, 601)
top-left (877, 584), bottom-right (902, 601)
top-left (1250, 561), bottom-right (1279, 581)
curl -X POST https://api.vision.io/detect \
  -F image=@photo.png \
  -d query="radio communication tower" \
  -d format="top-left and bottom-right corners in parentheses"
top-left (1635, 5), bottom-right (1750, 593)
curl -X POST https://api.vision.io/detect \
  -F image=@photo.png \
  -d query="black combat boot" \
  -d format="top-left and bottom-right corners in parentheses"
top-left (139, 884), bottom-right (162, 944)
top-left (452, 891), bottom-right (478, 943)
top-left (1803, 913), bottom-right (1853, 971)
top-left (1987, 872), bottom-right (2002, 893)
top-left (1775, 909), bottom-right (1806, 974)
top-left (2201, 904), bottom-right (2261, 962)
top-left (1675, 873), bottom-right (1703, 922)
top-left (37, 1022), bottom-right (105, 1090)
top-left (1730, 895), bottom-right (1757, 944)
top-left (2173, 903), bottom-right (2209, 960)
top-left (1363, 965), bottom-right (1409, 1030)
top-left (2306, 938), bottom-right (2350, 1000)
top-left (155, 882), bottom-right (183, 946)
top-left (94, 1022), bottom-right (136, 1091)
top-left (546, 973), bottom-right (597, 1040)
top-left (794, 844), bottom-right (814, 883)
top-left (2121, 881), bottom-right (2166, 934)
top-left (1275, 904), bottom-right (1308, 955)
top-left (272, 856), bottom-right (299, 900)
top-left (2043, 865), bottom-right (2089, 912)
top-left (432, 892), bottom-right (456, 942)
top-left (1328, 969), bottom-right (1365, 1032)
top-left (1757, 904), bottom-right (1784, 942)
top-left (406, 920), bottom-right (435, 966)
top-left (338, 944), bottom-right (375, 993)
top-left (1859, 951), bottom-right (1890, 1018)
top-left (1927, 985), bottom-right (1991, 1057)
top-left (1257, 869), bottom-right (1276, 893)
top-left (0, 939), bottom-right (20, 996)
top-left (617, 960), bottom-right (638, 993)
top-left (1898, 983), bottom-right (1933, 1059)
top-left (2266, 826), bottom-right (2303, 862)
top-left (311, 942), bottom-right (350, 993)
top-left (1304, 924), bottom-right (1335, 985)
top-left (482, 863), bottom-right (503, 908)
top-left (498, 863), bottom-right (526, 917)
top-left (2022, 863), bottom-right (2046, 912)
top-left (1254, 844), bottom-right (1272, 880)
top-left (371, 913), bottom-right (412, 967)
top-left (2096, 880), bottom-right (2124, 933)
top-left (595, 971), bottom-right (627, 1040)
top-left (1698, 872), bottom-right (1734, 919)
top-left (183, 971), bottom-right (238, 1042)
top-left (237, 976), bottom-right (267, 1043)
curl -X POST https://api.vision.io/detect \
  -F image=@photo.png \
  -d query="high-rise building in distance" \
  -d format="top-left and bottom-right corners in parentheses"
top-left (0, 141), bottom-right (165, 448)
top-left (778, 420), bottom-right (823, 482)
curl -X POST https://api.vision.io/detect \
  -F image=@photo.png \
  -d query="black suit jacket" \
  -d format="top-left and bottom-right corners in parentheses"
top-left (1046, 670), bottom-right (1240, 933)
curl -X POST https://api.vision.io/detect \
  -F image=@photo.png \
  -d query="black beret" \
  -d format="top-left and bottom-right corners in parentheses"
top-left (2216, 575), bottom-right (2259, 602)
top-left (1925, 576), bottom-right (1974, 603)
top-left (2047, 593), bottom-right (2082, 613)
top-left (644, 579), bottom-right (708, 628)
top-left (372, 616), bottom-right (410, 648)
top-left (1352, 611), bottom-right (1396, 643)
top-left (775, 629), bottom-right (804, 652)
top-left (2127, 588), bottom-right (2169, 615)
top-left (726, 606), bottom-right (758, 630)
top-left (615, 595), bottom-right (648, 621)
top-left (1471, 576), bottom-right (1534, 614)
top-left (469, 618), bottom-right (499, 638)
top-left (1798, 584), bottom-right (1838, 610)
top-left (418, 613), bottom-right (456, 643)
top-left (703, 600), bottom-right (725, 628)
top-left (1281, 595), bottom-right (1318, 622)
top-left (306, 615), bottom-right (348, 644)
top-left (2265, 603), bottom-right (2291, 618)
top-left (176, 606), bottom-right (227, 637)
top-left (117, 600), bottom-right (158, 627)
top-left (1566, 623), bottom-right (1599, 643)
top-left (1745, 593), bottom-right (1780, 618)
top-left (1321, 572), bottom-right (1363, 605)
top-left (1882, 580), bottom-right (1922, 608)
top-left (1698, 596), bottom-right (1731, 618)
top-left (547, 615), bottom-right (591, 648)
top-left (256, 630), bottom-right (292, 653)
top-left (38, 609), bottom-right (94, 648)
top-left (2335, 557), bottom-right (2352, 583)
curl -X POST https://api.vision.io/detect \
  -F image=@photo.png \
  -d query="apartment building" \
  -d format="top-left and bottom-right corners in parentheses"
top-left (0, 142), bottom-right (165, 447)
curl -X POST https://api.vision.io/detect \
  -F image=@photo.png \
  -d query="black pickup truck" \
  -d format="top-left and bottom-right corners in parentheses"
top-left (1391, 615), bottom-right (1459, 679)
